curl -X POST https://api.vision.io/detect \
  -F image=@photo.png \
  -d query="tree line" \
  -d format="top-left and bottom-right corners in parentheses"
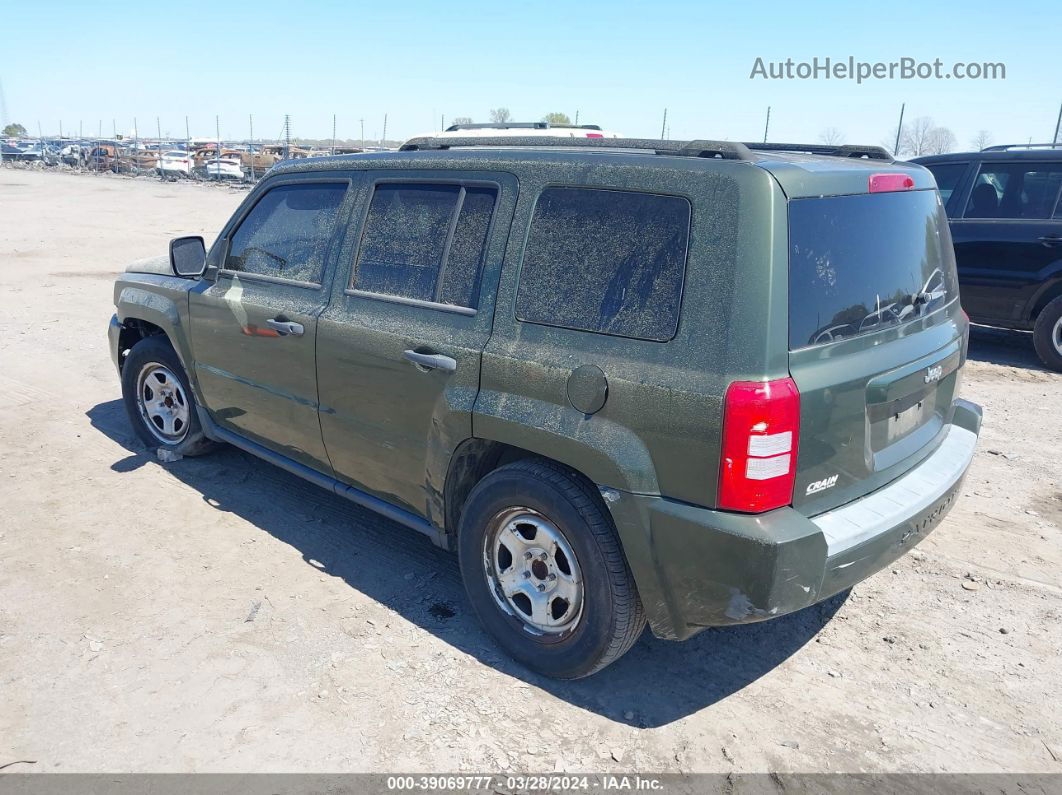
top-left (819, 117), bottom-right (995, 156)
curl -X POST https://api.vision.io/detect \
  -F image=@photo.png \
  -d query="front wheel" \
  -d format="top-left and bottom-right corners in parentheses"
top-left (458, 459), bottom-right (646, 679)
top-left (120, 335), bottom-right (217, 456)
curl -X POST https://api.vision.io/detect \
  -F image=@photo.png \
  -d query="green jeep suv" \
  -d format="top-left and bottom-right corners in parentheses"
top-left (108, 136), bottom-right (982, 678)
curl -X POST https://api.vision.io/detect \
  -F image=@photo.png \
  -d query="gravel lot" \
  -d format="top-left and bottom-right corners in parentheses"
top-left (1, 167), bottom-right (1060, 774)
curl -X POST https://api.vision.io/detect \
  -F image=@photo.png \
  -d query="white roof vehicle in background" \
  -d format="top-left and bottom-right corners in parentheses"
top-left (412, 122), bottom-right (623, 141)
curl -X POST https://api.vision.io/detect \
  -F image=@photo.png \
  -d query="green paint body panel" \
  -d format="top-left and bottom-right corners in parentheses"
top-left (108, 146), bottom-right (981, 642)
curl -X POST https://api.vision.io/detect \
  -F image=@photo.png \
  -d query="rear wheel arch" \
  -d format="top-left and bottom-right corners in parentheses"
top-left (443, 439), bottom-right (546, 541)
top-left (1030, 277), bottom-right (1062, 322)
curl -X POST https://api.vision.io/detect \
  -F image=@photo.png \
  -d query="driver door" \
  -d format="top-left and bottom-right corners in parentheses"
top-left (189, 177), bottom-right (352, 473)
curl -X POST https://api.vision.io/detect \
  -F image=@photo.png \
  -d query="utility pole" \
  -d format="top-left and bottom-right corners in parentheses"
top-left (283, 114), bottom-right (291, 159)
top-left (359, 118), bottom-right (365, 147)
top-left (1053, 102), bottom-right (1062, 147)
top-left (215, 115), bottom-right (221, 178)
top-left (441, 114), bottom-right (445, 131)
top-left (381, 113), bottom-right (388, 146)
top-left (660, 108), bottom-right (667, 140)
top-left (763, 106), bottom-right (771, 143)
top-left (185, 115), bottom-right (190, 151)
top-left (157, 116), bottom-right (163, 180)
top-left (894, 103), bottom-right (905, 155)
top-left (331, 113), bottom-right (336, 155)
top-left (575, 109), bottom-right (579, 125)
top-left (249, 114), bottom-right (255, 181)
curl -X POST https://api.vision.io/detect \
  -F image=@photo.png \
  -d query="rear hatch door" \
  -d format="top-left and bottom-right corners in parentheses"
top-left (784, 186), bottom-right (966, 516)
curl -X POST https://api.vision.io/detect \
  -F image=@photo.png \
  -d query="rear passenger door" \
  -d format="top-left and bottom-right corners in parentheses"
top-left (317, 171), bottom-right (517, 520)
top-left (948, 161), bottom-right (1062, 323)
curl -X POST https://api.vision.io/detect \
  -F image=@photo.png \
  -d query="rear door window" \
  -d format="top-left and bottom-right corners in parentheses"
top-left (226, 183), bottom-right (348, 284)
top-left (352, 183), bottom-right (498, 308)
top-left (963, 163), bottom-right (1062, 219)
top-left (515, 187), bottom-right (691, 341)
top-left (788, 189), bottom-right (958, 349)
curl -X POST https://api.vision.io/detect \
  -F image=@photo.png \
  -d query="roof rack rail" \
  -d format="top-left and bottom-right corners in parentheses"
top-left (400, 135), bottom-right (755, 160)
top-left (981, 142), bottom-right (1062, 151)
top-left (444, 122), bottom-right (603, 132)
top-left (742, 142), bottom-right (893, 160)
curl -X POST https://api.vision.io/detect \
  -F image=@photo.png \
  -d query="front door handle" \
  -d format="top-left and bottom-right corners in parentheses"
top-left (1038, 235), bottom-right (1062, 247)
top-left (403, 349), bottom-right (457, 373)
top-left (266, 318), bottom-right (304, 336)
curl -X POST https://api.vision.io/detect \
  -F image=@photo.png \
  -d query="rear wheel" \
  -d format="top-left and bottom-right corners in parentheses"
top-left (457, 459), bottom-right (645, 679)
top-left (1033, 296), bottom-right (1062, 372)
top-left (121, 335), bottom-right (216, 457)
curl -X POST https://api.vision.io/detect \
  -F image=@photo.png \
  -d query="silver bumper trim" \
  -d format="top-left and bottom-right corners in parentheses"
top-left (813, 424), bottom-right (978, 556)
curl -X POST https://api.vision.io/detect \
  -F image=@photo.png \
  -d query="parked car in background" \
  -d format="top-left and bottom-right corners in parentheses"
top-left (203, 156), bottom-right (243, 180)
top-left (86, 145), bottom-right (121, 171)
top-left (108, 135), bottom-right (981, 678)
top-left (123, 149), bottom-right (159, 174)
top-left (913, 145), bottom-right (1062, 370)
top-left (60, 143), bottom-right (87, 166)
top-left (229, 148), bottom-right (279, 173)
top-left (5, 141), bottom-right (58, 164)
top-left (159, 150), bottom-right (193, 177)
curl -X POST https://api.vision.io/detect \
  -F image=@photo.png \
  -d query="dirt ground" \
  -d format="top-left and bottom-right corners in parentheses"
top-left (1, 167), bottom-right (1060, 774)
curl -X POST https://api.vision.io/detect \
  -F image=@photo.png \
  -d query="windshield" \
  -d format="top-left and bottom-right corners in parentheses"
top-left (788, 189), bottom-right (957, 349)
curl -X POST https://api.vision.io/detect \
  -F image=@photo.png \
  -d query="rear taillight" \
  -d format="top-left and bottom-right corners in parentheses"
top-left (868, 173), bottom-right (915, 192)
top-left (718, 378), bottom-right (800, 513)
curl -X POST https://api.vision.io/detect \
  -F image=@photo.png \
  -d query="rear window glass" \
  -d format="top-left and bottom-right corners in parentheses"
top-left (353, 183), bottom-right (497, 308)
top-left (516, 187), bottom-right (691, 341)
top-left (788, 189), bottom-right (958, 349)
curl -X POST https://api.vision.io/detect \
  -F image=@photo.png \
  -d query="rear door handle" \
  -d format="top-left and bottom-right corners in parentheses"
top-left (1038, 235), bottom-right (1062, 247)
top-left (403, 349), bottom-right (457, 373)
top-left (266, 318), bottom-right (304, 336)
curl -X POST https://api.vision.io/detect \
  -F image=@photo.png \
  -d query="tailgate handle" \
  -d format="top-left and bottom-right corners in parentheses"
top-left (403, 349), bottom-right (457, 373)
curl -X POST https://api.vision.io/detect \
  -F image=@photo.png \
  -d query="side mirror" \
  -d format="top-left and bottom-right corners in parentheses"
top-left (170, 236), bottom-right (207, 277)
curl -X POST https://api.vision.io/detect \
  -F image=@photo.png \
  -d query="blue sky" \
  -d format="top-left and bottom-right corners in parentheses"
top-left (2, 0), bottom-right (1058, 150)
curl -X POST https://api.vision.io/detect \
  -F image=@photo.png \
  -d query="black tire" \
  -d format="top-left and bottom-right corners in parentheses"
top-left (1033, 296), bottom-right (1062, 372)
top-left (457, 458), bottom-right (646, 679)
top-left (120, 335), bottom-right (217, 457)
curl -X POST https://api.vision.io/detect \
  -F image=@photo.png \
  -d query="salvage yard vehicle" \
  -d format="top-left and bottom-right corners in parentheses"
top-left (159, 150), bottom-right (193, 176)
top-left (202, 156), bottom-right (243, 180)
top-left (913, 145), bottom-right (1062, 370)
top-left (108, 136), bottom-right (982, 678)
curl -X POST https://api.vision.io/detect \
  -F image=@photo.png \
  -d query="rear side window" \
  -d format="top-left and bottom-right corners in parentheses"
top-left (963, 163), bottom-right (1062, 219)
top-left (353, 183), bottom-right (497, 308)
top-left (789, 189), bottom-right (958, 349)
top-left (922, 162), bottom-right (968, 214)
top-left (226, 183), bottom-right (348, 284)
top-left (516, 187), bottom-right (691, 341)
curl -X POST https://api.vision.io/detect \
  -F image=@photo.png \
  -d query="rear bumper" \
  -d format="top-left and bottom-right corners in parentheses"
top-left (606, 399), bottom-right (982, 641)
